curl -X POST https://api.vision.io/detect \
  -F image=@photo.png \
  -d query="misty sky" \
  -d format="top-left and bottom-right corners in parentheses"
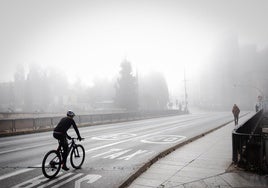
top-left (0, 0), bottom-right (268, 90)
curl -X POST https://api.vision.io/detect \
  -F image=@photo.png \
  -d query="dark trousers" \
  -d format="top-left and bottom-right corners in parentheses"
top-left (53, 133), bottom-right (68, 166)
top-left (234, 115), bottom-right (239, 125)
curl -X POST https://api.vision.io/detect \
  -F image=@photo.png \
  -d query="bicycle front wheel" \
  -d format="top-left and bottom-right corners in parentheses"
top-left (70, 144), bottom-right (85, 169)
top-left (42, 150), bottom-right (61, 179)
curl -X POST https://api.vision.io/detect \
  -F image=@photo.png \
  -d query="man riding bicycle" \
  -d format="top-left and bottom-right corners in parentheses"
top-left (53, 110), bottom-right (82, 171)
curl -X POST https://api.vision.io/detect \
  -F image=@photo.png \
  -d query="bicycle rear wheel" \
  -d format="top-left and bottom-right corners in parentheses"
top-left (42, 150), bottom-right (61, 178)
top-left (70, 144), bottom-right (85, 169)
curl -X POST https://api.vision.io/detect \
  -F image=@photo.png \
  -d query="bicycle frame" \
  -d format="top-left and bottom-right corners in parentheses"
top-left (57, 138), bottom-right (77, 159)
top-left (42, 137), bottom-right (84, 178)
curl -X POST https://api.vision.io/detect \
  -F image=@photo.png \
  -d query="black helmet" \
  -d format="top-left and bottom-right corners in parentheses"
top-left (67, 110), bottom-right (75, 117)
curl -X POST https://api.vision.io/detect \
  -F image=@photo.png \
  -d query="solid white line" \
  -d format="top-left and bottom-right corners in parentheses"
top-left (0, 168), bottom-right (33, 181)
top-left (0, 163), bottom-right (42, 181)
top-left (0, 142), bottom-right (54, 155)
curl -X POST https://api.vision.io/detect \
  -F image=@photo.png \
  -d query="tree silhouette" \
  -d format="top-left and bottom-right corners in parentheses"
top-left (115, 59), bottom-right (138, 111)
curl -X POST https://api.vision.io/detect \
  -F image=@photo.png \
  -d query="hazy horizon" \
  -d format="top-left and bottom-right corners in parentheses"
top-left (1, 0), bottom-right (268, 92)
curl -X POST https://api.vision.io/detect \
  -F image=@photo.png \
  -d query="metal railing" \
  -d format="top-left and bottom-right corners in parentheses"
top-left (232, 109), bottom-right (266, 172)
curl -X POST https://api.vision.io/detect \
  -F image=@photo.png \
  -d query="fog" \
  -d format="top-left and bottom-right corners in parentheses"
top-left (0, 0), bottom-right (268, 113)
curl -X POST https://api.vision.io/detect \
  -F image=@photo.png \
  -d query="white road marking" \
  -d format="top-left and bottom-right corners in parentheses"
top-left (37, 172), bottom-right (71, 188)
top-left (85, 123), bottom-right (191, 154)
top-left (0, 164), bottom-right (41, 181)
top-left (103, 149), bottom-right (132, 159)
top-left (91, 148), bottom-right (122, 158)
top-left (0, 169), bottom-right (31, 181)
top-left (141, 135), bottom-right (186, 144)
top-left (0, 122), bottom-right (197, 181)
top-left (0, 116), bottom-right (186, 155)
top-left (11, 174), bottom-right (47, 188)
top-left (92, 148), bottom-right (150, 161)
top-left (11, 172), bottom-right (101, 188)
top-left (0, 142), bottom-right (55, 155)
top-left (118, 150), bottom-right (148, 160)
top-left (75, 174), bottom-right (102, 188)
top-left (84, 130), bottom-right (166, 154)
top-left (50, 173), bottom-right (83, 188)
top-left (92, 133), bottom-right (136, 140)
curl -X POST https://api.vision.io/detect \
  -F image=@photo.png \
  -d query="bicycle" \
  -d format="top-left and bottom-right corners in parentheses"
top-left (42, 137), bottom-right (85, 179)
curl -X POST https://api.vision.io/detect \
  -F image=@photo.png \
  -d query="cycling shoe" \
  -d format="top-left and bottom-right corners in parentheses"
top-left (62, 165), bottom-right (69, 171)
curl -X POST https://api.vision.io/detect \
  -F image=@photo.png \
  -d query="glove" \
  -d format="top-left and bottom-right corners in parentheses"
top-left (78, 136), bottom-right (82, 141)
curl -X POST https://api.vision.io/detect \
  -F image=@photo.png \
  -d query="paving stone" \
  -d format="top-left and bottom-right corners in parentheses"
top-left (168, 175), bottom-right (200, 184)
top-left (131, 177), bottom-right (163, 187)
top-left (203, 176), bottom-right (231, 188)
top-left (175, 166), bottom-right (223, 179)
top-left (158, 181), bottom-right (184, 188)
top-left (157, 158), bottom-right (190, 167)
top-left (234, 172), bottom-right (268, 187)
top-left (128, 184), bottom-right (155, 188)
top-left (187, 158), bottom-right (230, 170)
top-left (150, 163), bottom-right (183, 171)
top-left (183, 180), bottom-right (207, 188)
top-left (200, 152), bottom-right (232, 160)
top-left (220, 173), bottom-right (256, 187)
top-left (144, 167), bottom-right (180, 176)
top-left (139, 172), bottom-right (173, 181)
top-left (164, 152), bottom-right (202, 162)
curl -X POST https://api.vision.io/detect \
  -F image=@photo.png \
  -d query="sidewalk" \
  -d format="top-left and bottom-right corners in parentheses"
top-left (128, 115), bottom-right (268, 188)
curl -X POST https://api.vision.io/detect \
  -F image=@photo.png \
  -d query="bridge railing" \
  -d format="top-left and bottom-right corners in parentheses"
top-left (232, 109), bottom-right (268, 172)
top-left (0, 110), bottom-right (185, 135)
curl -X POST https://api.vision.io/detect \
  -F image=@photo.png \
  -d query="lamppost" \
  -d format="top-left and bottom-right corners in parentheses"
top-left (183, 67), bottom-right (188, 113)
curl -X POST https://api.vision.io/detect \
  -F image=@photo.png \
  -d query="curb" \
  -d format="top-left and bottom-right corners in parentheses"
top-left (118, 120), bottom-right (233, 188)
top-left (119, 112), bottom-right (252, 188)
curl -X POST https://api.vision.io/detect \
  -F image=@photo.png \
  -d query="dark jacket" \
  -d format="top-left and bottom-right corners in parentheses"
top-left (54, 117), bottom-right (81, 138)
top-left (232, 105), bottom-right (240, 116)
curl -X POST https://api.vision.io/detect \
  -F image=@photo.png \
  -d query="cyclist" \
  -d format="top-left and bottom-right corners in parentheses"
top-left (53, 110), bottom-right (82, 171)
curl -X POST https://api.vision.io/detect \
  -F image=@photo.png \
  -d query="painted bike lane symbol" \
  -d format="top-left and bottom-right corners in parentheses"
top-left (91, 133), bottom-right (136, 141)
top-left (75, 174), bottom-right (102, 188)
top-left (11, 173), bottom-right (101, 188)
top-left (141, 135), bottom-right (186, 144)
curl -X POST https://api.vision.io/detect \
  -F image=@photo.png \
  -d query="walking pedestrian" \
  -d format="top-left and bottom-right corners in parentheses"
top-left (255, 103), bottom-right (259, 112)
top-left (232, 104), bottom-right (240, 125)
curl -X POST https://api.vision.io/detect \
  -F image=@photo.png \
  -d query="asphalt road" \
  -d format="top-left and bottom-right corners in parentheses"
top-left (0, 112), bottom-right (234, 188)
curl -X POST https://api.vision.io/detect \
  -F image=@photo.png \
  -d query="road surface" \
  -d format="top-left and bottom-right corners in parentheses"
top-left (0, 112), bottom-right (234, 188)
